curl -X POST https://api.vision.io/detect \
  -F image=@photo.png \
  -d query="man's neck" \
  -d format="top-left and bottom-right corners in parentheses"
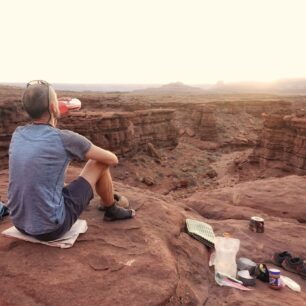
top-left (33, 117), bottom-right (56, 127)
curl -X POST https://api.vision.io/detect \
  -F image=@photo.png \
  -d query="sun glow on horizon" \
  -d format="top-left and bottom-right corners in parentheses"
top-left (1, 0), bottom-right (306, 84)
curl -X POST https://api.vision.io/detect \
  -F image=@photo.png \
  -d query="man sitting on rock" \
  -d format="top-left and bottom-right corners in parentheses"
top-left (7, 80), bottom-right (135, 241)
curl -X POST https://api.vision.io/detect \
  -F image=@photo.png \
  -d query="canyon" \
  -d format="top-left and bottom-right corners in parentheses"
top-left (1, 85), bottom-right (306, 305)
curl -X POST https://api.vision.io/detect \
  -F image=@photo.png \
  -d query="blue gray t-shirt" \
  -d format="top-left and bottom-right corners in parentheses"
top-left (7, 124), bottom-right (92, 235)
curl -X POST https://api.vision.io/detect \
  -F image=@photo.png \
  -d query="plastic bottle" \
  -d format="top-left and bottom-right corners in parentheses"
top-left (213, 236), bottom-right (240, 278)
top-left (58, 97), bottom-right (82, 115)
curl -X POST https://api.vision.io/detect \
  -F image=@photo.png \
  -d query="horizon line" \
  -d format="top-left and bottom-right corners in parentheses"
top-left (2, 77), bottom-right (306, 86)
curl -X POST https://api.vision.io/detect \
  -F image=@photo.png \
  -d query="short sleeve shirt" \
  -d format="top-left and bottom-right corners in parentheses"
top-left (7, 124), bottom-right (92, 235)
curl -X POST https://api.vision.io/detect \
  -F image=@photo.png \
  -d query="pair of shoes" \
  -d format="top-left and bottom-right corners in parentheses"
top-left (99, 193), bottom-right (130, 211)
top-left (272, 251), bottom-right (292, 266)
top-left (273, 251), bottom-right (306, 279)
top-left (104, 201), bottom-right (135, 221)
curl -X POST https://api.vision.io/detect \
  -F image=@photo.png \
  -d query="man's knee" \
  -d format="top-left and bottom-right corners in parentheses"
top-left (84, 160), bottom-right (109, 172)
top-left (80, 160), bottom-right (110, 187)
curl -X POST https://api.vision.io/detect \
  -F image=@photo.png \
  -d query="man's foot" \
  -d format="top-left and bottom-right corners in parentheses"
top-left (104, 202), bottom-right (135, 221)
top-left (114, 193), bottom-right (130, 208)
top-left (99, 193), bottom-right (129, 211)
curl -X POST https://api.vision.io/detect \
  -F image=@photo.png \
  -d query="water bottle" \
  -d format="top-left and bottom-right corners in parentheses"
top-left (58, 97), bottom-right (82, 115)
top-left (214, 237), bottom-right (240, 278)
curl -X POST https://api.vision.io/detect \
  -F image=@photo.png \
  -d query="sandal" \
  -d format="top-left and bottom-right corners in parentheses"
top-left (282, 257), bottom-right (306, 279)
top-left (272, 251), bottom-right (292, 266)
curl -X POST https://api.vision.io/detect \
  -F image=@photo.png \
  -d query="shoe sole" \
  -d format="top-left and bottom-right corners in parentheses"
top-left (282, 262), bottom-right (306, 279)
top-left (104, 209), bottom-right (136, 222)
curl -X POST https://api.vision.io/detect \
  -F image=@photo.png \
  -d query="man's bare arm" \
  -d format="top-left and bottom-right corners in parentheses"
top-left (85, 144), bottom-right (118, 166)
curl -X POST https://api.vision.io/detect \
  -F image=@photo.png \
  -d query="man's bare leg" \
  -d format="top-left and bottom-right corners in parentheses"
top-left (96, 170), bottom-right (130, 209)
top-left (95, 166), bottom-right (115, 206)
top-left (80, 160), bottom-right (135, 220)
top-left (80, 160), bottom-right (112, 205)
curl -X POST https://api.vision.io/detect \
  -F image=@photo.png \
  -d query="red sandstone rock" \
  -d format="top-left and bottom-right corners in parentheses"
top-left (185, 128), bottom-right (195, 137)
top-left (141, 176), bottom-right (155, 186)
top-left (251, 114), bottom-right (306, 174)
top-left (147, 142), bottom-right (161, 160)
top-left (0, 103), bottom-right (178, 170)
top-left (2, 87), bottom-right (305, 170)
top-left (206, 167), bottom-right (218, 178)
top-left (1, 168), bottom-right (306, 305)
top-left (178, 128), bottom-right (185, 136)
top-left (2, 86), bottom-right (306, 305)
top-left (197, 141), bottom-right (220, 150)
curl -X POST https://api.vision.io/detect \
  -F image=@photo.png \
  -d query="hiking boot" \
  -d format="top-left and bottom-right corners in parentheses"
top-left (104, 202), bottom-right (135, 221)
top-left (282, 257), bottom-right (306, 279)
top-left (272, 251), bottom-right (292, 266)
top-left (114, 193), bottom-right (130, 208)
top-left (99, 193), bottom-right (130, 211)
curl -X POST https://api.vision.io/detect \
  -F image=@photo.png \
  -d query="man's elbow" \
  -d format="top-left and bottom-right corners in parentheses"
top-left (85, 145), bottom-right (119, 166)
top-left (109, 155), bottom-right (119, 166)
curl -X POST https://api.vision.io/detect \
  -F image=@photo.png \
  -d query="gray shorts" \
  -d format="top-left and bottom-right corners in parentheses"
top-left (32, 176), bottom-right (93, 241)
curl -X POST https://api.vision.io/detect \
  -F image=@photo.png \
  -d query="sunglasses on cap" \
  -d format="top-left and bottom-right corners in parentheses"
top-left (26, 80), bottom-right (50, 105)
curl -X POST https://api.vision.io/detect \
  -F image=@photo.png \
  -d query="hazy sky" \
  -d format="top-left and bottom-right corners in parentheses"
top-left (1, 0), bottom-right (305, 84)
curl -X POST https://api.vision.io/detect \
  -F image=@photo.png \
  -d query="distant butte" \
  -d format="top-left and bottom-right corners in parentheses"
top-left (133, 81), bottom-right (204, 94)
